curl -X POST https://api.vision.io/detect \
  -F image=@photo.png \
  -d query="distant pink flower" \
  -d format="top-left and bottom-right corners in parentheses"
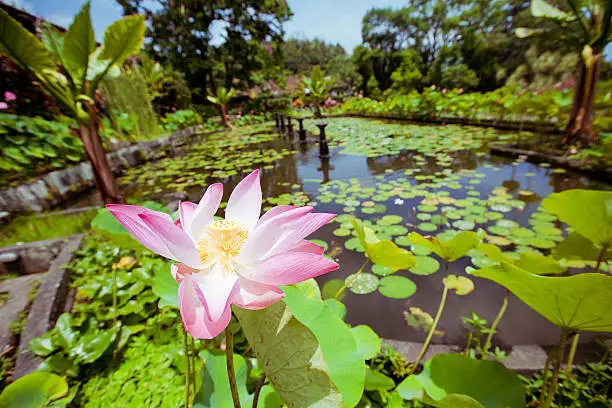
top-left (4, 91), bottom-right (16, 101)
top-left (431, 85), bottom-right (436, 90)
top-left (442, 88), bottom-right (447, 94)
top-left (0, 102), bottom-right (8, 110)
top-left (107, 170), bottom-right (338, 339)
top-left (458, 88), bottom-right (464, 94)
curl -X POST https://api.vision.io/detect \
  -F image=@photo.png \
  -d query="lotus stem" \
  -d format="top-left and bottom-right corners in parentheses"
top-left (538, 353), bottom-right (553, 407)
top-left (334, 260), bottom-right (369, 299)
top-left (595, 246), bottom-right (607, 273)
top-left (225, 326), bottom-right (242, 408)
top-left (252, 375), bottom-right (267, 408)
top-left (484, 290), bottom-right (509, 357)
top-left (564, 332), bottom-right (580, 376)
top-left (541, 329), bottom-right (569, 408)
top-left (184, 328), bottom-right (191, 408)
top-left (191, 336), bottom-right (197, 397)
top-left (408, 285), bottom-right (449, 376)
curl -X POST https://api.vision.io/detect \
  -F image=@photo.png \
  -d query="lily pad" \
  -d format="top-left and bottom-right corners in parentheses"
top-left (346, 273), bottom-right (379, 294)
top-left (378, 276), bottom-right (417, 299)
top-left (409, 256), bottom-right (441, 276)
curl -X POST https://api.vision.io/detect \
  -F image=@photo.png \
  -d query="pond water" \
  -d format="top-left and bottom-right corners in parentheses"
top-left (84, 118), bottom-right (611, 347)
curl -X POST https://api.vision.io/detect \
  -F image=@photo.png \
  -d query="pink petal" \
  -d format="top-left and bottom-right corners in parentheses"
top-left (256, 205), bottom-right (297, 226)
top-left (179, 274), bottom-right (232, 339)
top-left (170, 263), bottom-right (198, 283)
top-left (138, 211), bottom-right (203, 269)
top-left (241, 252), bottom-right (339, 286)
top-left (287, 240), bottom-right (325, 255)
top-left (193, 263), bottom-right (239, 321)
top-left (107, 204), bottom-right (174, 259)
top-left (178, 201), bottom-right (197, 234)
top-left (190, 183), bottom-right (223, 241)
top-left (225, 170), bottom-right (261, 231)
top-left (234, 277), bottom-right (285, 310)
top-left (238, 206), bottom-right (314, 263)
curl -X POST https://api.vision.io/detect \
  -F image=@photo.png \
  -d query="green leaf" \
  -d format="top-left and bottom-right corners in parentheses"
top-left (0, 372), bottom-right (68, 407)
top-left (56, 313), bottom-right (77, 350)
top-left (517, 252), bottom-right (566, 275)
top-left (408, 231), bottom-right (479, 262)
top-left (352, 219), bottom-right (416, 271)
top-left (72, 323), bottom-right (120, 364)
top-left (321, 279), bottom-right (345, 300)
top-left (151, 263), bottom-right (179, 308)
top-left (0, 8), bottom-right (56, 73)
top-left (378, 275), bottom-right (417, 299)
top-left (351, 325), bottom-right (381, 360)
top-left (472, 262), bottom-right (612, 332)
top-left (92, 15), bottom-right (145, 92)
top-left (515, 27), bottom-right (536, 38)
top-left (531, 0), bottom-right (577, 22)
top-left (365, 366), bottom-right (395, 391)
top-left (28, 332), bottom-right (56, 357)
top-left (63, 1), bottom-right (96, 89)
top-left (41, 24), bottom-right (68, 71)
top-left (324, 298), bottom-right (347, 320)
top-left (282, 284), bottom-right (366, 407)
top-left (542, 189), bottom-right (612, 248)
top-left (233, 302), bottom-right (344, 407)
top-left (397, 354), bottom-right (525, 408)
top-left (553, 232), bottom-right (601, 261)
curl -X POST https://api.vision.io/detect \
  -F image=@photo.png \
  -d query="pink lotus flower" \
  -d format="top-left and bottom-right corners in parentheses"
top-left (0, 102), bottom-right (8, 110)
top-left (4, 91), bottom-right (16, 101)
top-left (107, 170), bottom-right (338, 338)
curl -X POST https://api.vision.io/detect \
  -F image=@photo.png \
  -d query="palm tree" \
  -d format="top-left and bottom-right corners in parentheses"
top-left (0, 2), bottom-right (145, 203)
top-left (207, 86), bottom-right (235, 128)
top-left (302, 65), bottom-right (335, 118)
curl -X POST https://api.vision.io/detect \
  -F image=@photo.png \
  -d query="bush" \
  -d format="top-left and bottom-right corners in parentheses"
top-left (160, 109), bottom-right (203, 132)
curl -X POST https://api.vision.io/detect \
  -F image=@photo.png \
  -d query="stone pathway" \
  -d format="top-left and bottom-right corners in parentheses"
top-left (0, 273), bottom-right (46, 352)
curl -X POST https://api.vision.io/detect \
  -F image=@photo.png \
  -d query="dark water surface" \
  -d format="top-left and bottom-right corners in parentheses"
top-left (80, 119), bottom-right (611, 347)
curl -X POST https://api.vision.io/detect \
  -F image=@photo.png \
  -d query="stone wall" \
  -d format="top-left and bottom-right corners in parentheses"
top-left (0, 126), bottom-right (219, 213)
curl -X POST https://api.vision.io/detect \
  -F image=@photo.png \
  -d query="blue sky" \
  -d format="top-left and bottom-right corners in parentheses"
top-left (8, 0), bottom-right (403, 52)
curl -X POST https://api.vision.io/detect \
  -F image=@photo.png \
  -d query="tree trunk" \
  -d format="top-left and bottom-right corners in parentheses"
top-left (78, 123), bottom-right (124, 204)
top-left (314, 98), bottom-right (322, 118)
top-left (562, 55), bottom-right (602, 146)
top-left (219, 105), bottom-right (234, 128)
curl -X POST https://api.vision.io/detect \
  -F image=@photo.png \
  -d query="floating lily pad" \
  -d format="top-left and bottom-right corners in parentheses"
top-left (395, 235), bottom-right (412, 247)
top-left (452, 220), bottom-right (475, 231)
top-left (416, 213), bottom-right (432, 221)
top-left (372, 264), bottom-right (394, 276)
top-left (378, 276), bottom-right (417, 299)
top-left (409, 256), bottom-right (440, 276)
top-left (382, 215), bottom-right (403, 224)
top-left (418, 222), bottom-right (437, 232)
top-left (333, 228), bottom-right (351, 237)
top-left (345, 273), bottom-right (379, 295)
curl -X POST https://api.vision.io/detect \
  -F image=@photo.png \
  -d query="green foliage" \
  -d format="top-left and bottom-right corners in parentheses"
top-left (160, 109), bottom-right (204, 132)
top-left (0, 114), bottom-right (84, 186)
top-left (472, 261), bottom-right (612, 332)
top-left (397, 353), bottom-right (525, 407)
top-left (0, 372), bottom-right (70, 407)
top-left (408, 231), bottom-right (480, 262)
top-left (206, 86), bottom-right (236, 106)
top-left (196, 349), bottom-right (280, 407)
top-left (353, 219), bottom-right (416, 271)
top-left (0, 208), bottom-right (96, 247)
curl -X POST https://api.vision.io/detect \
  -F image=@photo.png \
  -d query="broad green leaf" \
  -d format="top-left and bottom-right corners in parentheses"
top-left (195, 349), bottom-right (280, 408)
top-left (151, 263), bottom-right (179, 308)
top-left (353, 219), bottom-right (415, 271)
top-left (365, 366), bottom-right (395, 391)
top-left (408, 231), bottom-right (479, 262)
top-left (542, 189), bottom-right (612, 248)
top-left (0, 8), bottom-right (56, 73)
top-left (63, 1), bottom-right (96, 89)
top-left (41, 24), bottom-right (68, 71)
top-left (92, 15), bottom-right (145, 92)
top-left (351, 325), bottom-right (381, 360)
top-left (553, 232), bottom-right (601, 261)
top-left (28, 332), bottom-right (56, 357)
top-left (517, 252), bottom-right (566, 275)
top-left (321, 279), bottom-right (345, 300)
top-left (0, 372), bottom-right (68, 407)
top-left (282, 284), bottom-right (366, 407)
top-left (397, 354), bottom-right (525, 408)
top-left (378, 275), bottom-right (417, 298)
top-left (56, 313), bottom-right (77, 350)
top-left (442, 275), bottom-right (474, 295)
top-left (324, 298), bottom-right (347, 320)
top-left (72, 323), bottom-right (120, 364)
top-left (472, 262), bottom-right (612, 332)
top-left (233, 302), bottom-right (343, 407)
top-left (531, 0), bottom-right (577, 22)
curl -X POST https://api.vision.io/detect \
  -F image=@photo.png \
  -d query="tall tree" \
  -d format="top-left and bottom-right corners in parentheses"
top-left (517, 0), bottom-right (612, 145)
top-left (117, 0), bottom-right (291, 98)
top-left (0, 2), bottom-right (145, 203)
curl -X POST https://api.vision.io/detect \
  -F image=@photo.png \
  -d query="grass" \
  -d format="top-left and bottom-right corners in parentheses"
top-left (0, 209), bottom-right (97, 247)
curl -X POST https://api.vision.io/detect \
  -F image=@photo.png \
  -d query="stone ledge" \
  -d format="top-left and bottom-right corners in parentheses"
top-left (384, 339), bottom-right (548, 375)
top-left (0, 235), bottom-right (77, 275)
top-left (13, 234), bottom-right (84, 379)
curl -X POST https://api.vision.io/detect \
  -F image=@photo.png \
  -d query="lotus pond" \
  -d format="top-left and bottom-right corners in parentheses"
top-left (80, 117), bottom-right (610, 347)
